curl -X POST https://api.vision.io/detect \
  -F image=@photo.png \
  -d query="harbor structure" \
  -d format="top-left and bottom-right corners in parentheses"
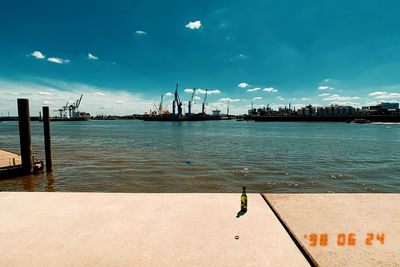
top-left (51, 94), bottom-right (90, 121)
top-left (244, 102), bottom-right (400, 122)
top-left (144, 84), bottom-right (227, 121)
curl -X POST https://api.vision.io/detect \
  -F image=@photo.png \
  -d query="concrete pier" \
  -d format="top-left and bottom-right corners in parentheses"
top-left (0, 193), bottom-right (309, 267)
top-left (1, 192), bottom-right (399, 266)
top-left (264, 194), bottom-right (400, 266)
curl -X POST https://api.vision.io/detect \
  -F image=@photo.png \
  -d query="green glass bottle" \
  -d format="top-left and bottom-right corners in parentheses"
top-left (241, 186), bottom-right (247, 212)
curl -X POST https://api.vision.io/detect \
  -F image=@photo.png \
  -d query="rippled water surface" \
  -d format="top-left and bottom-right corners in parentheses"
top-left (1, 120), bottom-right (399, 192)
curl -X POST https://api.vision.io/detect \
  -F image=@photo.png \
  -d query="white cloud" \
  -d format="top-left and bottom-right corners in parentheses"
top-left (276, 96), bottom-right (285, 101)
top-left (47, 57), bottom-right (70, 64)
top-left (263, 87), bottom-right (278, 92)
top-left (43, 100), bottom-right (51, 105)
top-left (318, 93), bottom-right (330, 96)
top-left (368, 91), bottom-right (386, 96)
top-left (301, 98), bottom-right (311, 101)
top-left (31, 51), bottom-right (45, 59)
top-left (185, 21), bottom-right (201, 29)
top-left (193, 96), bottom-right (201, 100)
top-left (247, 87), bottom-right (260, 92)
top-left (116, 101), bottom-right (124, 104)
top-left (184, 89), bottom-right (194, 93)
top-left (367, 91), bottom-right (400, 99)
top-left (218, 98), bottom-right (240, 102)
top-left (318, 86), bottom-right (329, 90)
top-left (324, 79), bottom-right (330, 82)
top-left (165, 92), bottom-right (173, 96)
top-left (135, 30), bottom-right (147, 35)
top-left (374, 92), bottom-right (400, 99)
top-left (238, 83), bottom-right (249, 88)
top-left (330, 101), bottom-right (360, 106)
top-left (323, 94), bottom-right (359, 101)
top-left (88, 53), bottom-right (98, 60)
top-left (94, 92), bottom-right (105, 96)
top-left (0, 78), bottom-right (152, 116)
top-left (38, 91), bottom-right (53, 96)
top-left (252, 97), bottom-right (262, 101)
top-left (196, 89), bottom-right (221, 95)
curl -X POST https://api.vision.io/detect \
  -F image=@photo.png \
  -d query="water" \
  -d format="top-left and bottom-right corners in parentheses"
top-left (0, 120), bottom-right (399, 192)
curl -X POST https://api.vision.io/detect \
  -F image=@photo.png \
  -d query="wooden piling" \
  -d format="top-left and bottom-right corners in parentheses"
top-left (17, 99), bottom-right (33, 174)
top-left (42, 106), bottom-right (52, 172)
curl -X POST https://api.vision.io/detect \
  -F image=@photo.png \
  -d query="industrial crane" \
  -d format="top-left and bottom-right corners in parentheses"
top-left (202, 89), bottom-right (208, 115)
top-left (159, 94), bottom-right (163, 116)
top-left (55, 101), bottom-right (69, 118)
top-left (188, 88), bottom-right (195, 115)
top-left (152, 94), bottom-right (170, 116)
top-left (68, 94), bottom-right (83, 118)
top-left (173, 84), bottom-right (183, 116)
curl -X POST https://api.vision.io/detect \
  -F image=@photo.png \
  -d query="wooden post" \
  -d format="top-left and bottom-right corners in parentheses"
top-left (17, 99), bottom-right (33, 174)
top-left (42, 106), bottom-right (52, 172)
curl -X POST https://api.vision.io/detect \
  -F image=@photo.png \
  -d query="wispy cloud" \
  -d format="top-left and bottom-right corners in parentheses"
top-left (252, 97), bottom-right (262, 101)
top-left (94, 92), bottom-right (105, 96)
top-left (263, 87), bottom-right (278, 92)
top-left (185, 21), bottom-right (201, 29)
top-left (88, 53), bottom-right (98, 60)
top-left (247, 87), bottom-right (260, 92)
top-left (324, 79), bottom-right (330, 82)
top-left (38, 91), bottom-right (53, 96)
top-left (218, 98), bottom-right (240, 102)
top-left (238, 83), bottom-right (249, 88)
top-left (318, 93), bottom-right (330, 96)
top-left (184, 89), bottom-right (194, 93)
top-left (276, 96), bottom-right (285, 101)
top-left (165, 92), bottom-right (173, 96)
top-left (196, 89), bottom-right (220, 95)
top-left (329, 101), bottom-right (360, 106)
top-left (0, 78), bottom-right (151, 116)
top-left (31, 51), bottom-right (45, 59)
top-left (318, 86), bottom-right (329, 90)
top-left (301, 97), bottom-right (311, 101)
top-left (369, 92), bottom-right (400, 99)
top-left (135, 30), bottom-right (147, 35)
top-left (323, 94), bottom-right (359, 101)
top-left (47, 57), bottom-right (70, 64)
top-left (368, 91), bottom-right (386, 96)
top-left (193, 96), bottom-right (201, 100)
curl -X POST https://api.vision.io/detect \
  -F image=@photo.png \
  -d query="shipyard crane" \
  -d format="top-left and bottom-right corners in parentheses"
top-left (174, 84), bottom-right (183, 116)
top-left (159, 95), bottom-right (164, 116)
top-left (188, 88), bottom-right (195, 115)
top-left (202, 89), bottom-right (208, 115)
top-left (68, 94), bottom-right (83, 118)
top-left (55, 101), bottom-right (69, 118)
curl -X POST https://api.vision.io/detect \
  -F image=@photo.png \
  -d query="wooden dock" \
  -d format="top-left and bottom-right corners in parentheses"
top-left (0, 150), bottom-right (21, 168)
top-left (0, 149), bottom-right (43, 179)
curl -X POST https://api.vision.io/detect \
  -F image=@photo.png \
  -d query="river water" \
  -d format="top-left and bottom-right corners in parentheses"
top-left (0, 120), bottom-right (399, 192)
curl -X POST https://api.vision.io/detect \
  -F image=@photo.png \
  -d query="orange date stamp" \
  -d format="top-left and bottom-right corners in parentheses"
top-left (303, 233), bottom-right (385, 247)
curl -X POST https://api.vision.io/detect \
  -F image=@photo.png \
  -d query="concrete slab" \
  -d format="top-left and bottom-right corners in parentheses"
top-left (0, 150), bottom-right (21, 168)
top-left (264, 194), bottom-right (400, 266)
top-left (0, 193), bottom-right (309, 267)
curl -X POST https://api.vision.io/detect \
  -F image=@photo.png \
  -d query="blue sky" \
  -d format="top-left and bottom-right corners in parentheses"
top-left (1, 0), bottom-right (400, 115)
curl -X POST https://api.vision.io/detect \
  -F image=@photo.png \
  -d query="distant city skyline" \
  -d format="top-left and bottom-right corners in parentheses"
top-left (1, 0), bottom-right (400, 115)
